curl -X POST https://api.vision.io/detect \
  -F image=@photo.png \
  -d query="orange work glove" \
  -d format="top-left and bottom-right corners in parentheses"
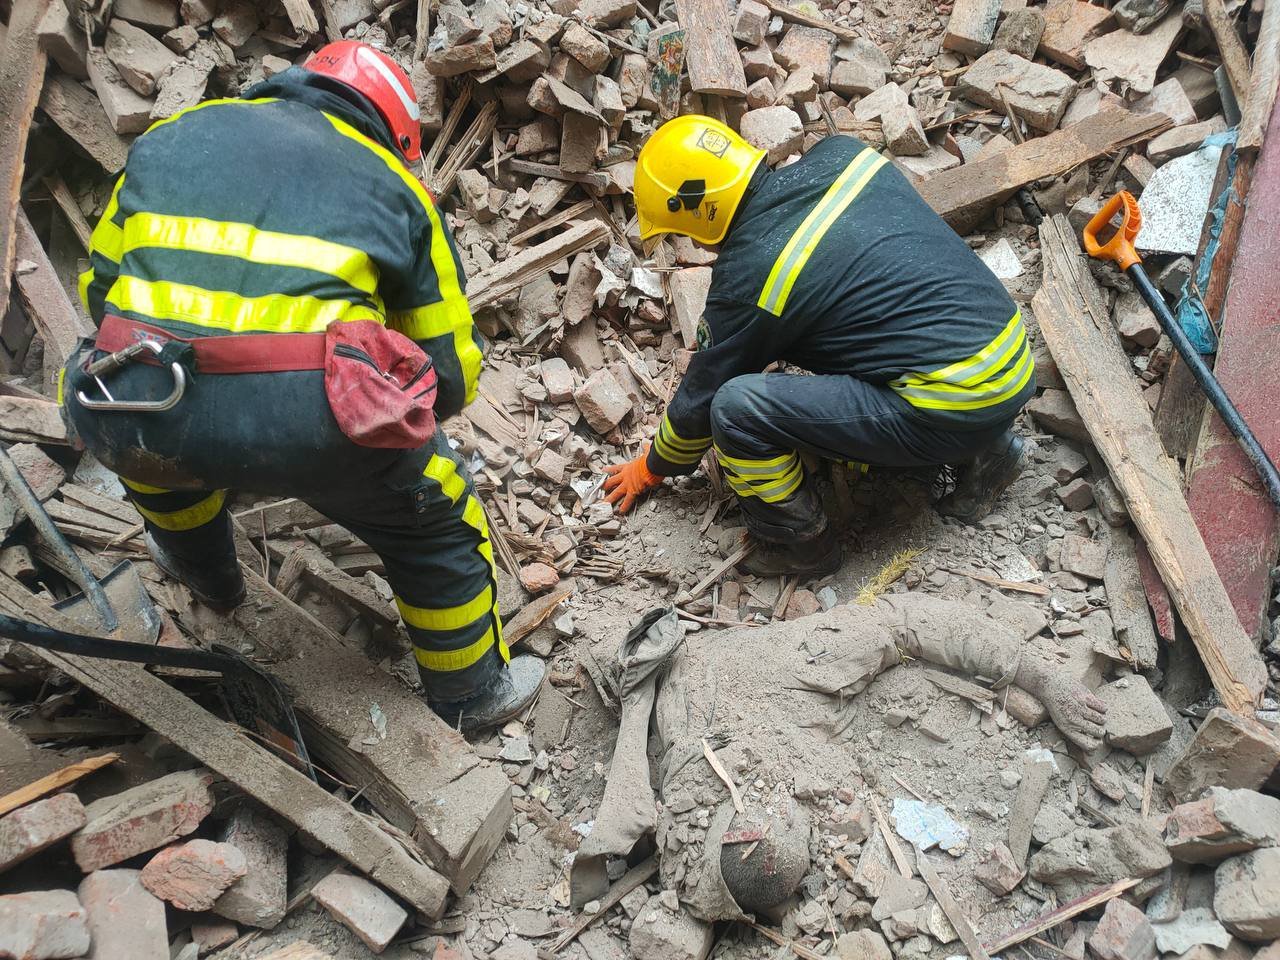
top-left (603, 443), bottom-right (664, 514)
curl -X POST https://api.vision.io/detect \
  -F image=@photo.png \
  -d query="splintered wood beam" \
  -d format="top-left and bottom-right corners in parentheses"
top-left (757, 0), bottom-right (860, 41)
top-left (675, 0), bottom-right (748, 97)
top-left (0, 396), bottom-right (67, 444)
top-left (0, 0), bottom-right (51, 318)
top-left (0, 576), bottom-right (451, 918)
top-left (918, 109), bottom-right (1170, 234)
top-left (0, 753), bottom-right (118, 816)
top-left (13, 207), bottom-right (95, 367)
top-left (1033, 215), bottom-right (1268, 716)
top-left (1201, 0), bottom-right (1252, 106)
top-left (1238, 0), bottom-right (1280, 153)
top-left (39, 72), bottom-right (132, 175)
top-left (278, 0), bottom-right (320, 34)
top-left (467, 220), bottom-right (610, 311)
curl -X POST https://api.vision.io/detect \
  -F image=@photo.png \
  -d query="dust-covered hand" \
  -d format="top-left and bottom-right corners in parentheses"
top-left (603, 444), bottom-right (664, 514)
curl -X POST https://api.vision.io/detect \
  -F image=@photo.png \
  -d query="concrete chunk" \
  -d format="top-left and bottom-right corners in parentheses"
top-left (1040, 0), bottom-right (1116, 70)
top-left (425, 37), bottom-right (497, 77)
top-left (1097, 675), bottom-right (1172, 754)
top-left (1166, 788), bottom-right (1280, 863)
top-left (733, 0), bottom-right (770, 46)
top-left (312, 869), bottom-right (407, 954)
top-left (560, 21), bottom-right (610, 72)
top-left (213, 806), bottom-right (288, 929)
top-left (894, 145), bottom-right (962, 182)
top-left (211, 0), bottom-right (257, 47)
top-left (883, 101), bottom-right (928, 156)
top-left (775, 25), bottom-right (834, 90)
top-left (956, 50), bottom-right (1076, 131)
top-left (740, 105), bottom-right (804, 163)
top-left (0, 890), bottom-right (89, 960)
top-left (1165, 708), bottom-right (1280, 802)
top-left (1028, 822), bottom-right (1171, 899)
top-left (114, 0), bottom-right (180, 29)
top-left (1133, 77), bottom-right (1197, 126)
top-left (141, 838), bottom-right (247, 911)
top-left (87, 49), bottom-right (156, 133)
top-left (1060, 533), bottom-right (1108, 580)
top-left (104, 19), bottom-right (178, 96)
top-left (1115, 289), bottom-right (1161, 347)
top-left (574, 367), bottom-right (632, 434)
top-left (829, 46), bottom-right (887, 98)
top-left (0, 793), bottom-right (87, 874)
top-left (71, 768), bottom-right (214, 873)
top-left (1214, 848), bottom-right (1280, 941)
top-left (1027, 388), bottom-right (1089, 442)
top-left (994, 8), bottom-right (1047, 58)
top-left (629, 894), bottom-right (714, 960)
top-left (1148, 117), bottom-right (1228, 165)
top-left (79, 869), bottom-right (168, 960)
top-left (37, 0), bottom-right (89, 79)
top-left (1083, 12), bottom-right (1184, 94)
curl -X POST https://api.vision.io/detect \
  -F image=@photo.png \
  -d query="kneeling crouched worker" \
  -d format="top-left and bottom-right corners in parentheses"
top-left (604, 116), bottom-right (1034, 577)
top-left (60, 42), bottom-right (543, 733)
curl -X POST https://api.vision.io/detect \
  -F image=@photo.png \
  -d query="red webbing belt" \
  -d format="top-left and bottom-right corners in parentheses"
top-left (95, 315), bottom-right (326, 374)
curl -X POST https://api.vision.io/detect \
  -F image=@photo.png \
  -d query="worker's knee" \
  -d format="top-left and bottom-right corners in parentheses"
top-left (710, 374), bottom-right (770, 436)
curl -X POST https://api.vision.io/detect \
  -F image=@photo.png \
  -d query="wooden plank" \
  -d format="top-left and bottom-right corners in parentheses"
top-left (1202, 0), bottom-right (1252, 106)
top-left (467, 220), bottom-right (609, 311)
top-left (39, 72), bottom-right (132, 174)
top-left (675, 0), bottom-right (748, 98)
top-left (261, 539), bottom-right (398, 628)
top-left (184, 559), bottom-right (512, 895)
top-left (942, 0), bottom-right (1002, 57)
top-left (13, 207), bottom-right (94, 366)
top-left (43, 175), bottom-right (92, 252)
top-left (1032, 215), bottom-right (1268, 716)
top-left (1104, 527), bottom-right (1160, 671)
top-left (983, 879), bottom-right (1142, 954)
top-left (919, 110), bottom-right (1170, 234)
top-left (0, 752), bottom-right (118, 816)
top-left (1185, 96), bottom-right (1280, 642)
top-left (1238, 0), bottom-right (1280, 153)
top-left (0, 396), bottom-right (66, 443)
top-left (0, 575), bottom-right (452, 918)
top-left (756, 0), bottom-right (860, 42)
top-left (278, 0), bottom-right (321, 34)
top-left (0, 0), bottom-right (51, 318)
top-left (915, 847), bottom-right (992, 960)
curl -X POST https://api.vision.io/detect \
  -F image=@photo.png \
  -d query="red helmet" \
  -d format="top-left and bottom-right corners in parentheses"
top-left (304, 41), bottom-right (422, 163)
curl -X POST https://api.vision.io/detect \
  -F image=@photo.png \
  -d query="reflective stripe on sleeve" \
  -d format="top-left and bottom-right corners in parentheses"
top-left (134, 490), bottom-right (227, 531)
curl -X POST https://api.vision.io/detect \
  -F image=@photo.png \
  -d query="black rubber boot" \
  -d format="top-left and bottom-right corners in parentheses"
top-left (738, 524), bottom-right (843, 579)
top-left (935, 430), bottom-right (1028, 523)
top-left (145, 532), bottom-right (246, 613)
top-left (430, 654), bottom-right (547, 737)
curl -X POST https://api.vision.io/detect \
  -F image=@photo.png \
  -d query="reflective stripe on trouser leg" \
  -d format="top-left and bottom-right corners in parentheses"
top-left (318, 439), bottom-right (508, 702)
top-left (119, 480), bottom-right (239, 574)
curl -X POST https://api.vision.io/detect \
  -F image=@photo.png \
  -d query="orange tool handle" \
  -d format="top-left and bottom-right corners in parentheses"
top-left (1082, 191), bottom-right (1143, 271)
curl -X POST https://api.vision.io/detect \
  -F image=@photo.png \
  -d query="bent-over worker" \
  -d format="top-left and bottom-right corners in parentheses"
top-left (61, 42), bottom-right (543, 734)
top-left (605, 116), bottom-right (1034, 577)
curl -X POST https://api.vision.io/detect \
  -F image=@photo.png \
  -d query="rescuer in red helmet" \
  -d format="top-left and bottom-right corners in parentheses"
top-left (61, 42), bottom-right (544, 734)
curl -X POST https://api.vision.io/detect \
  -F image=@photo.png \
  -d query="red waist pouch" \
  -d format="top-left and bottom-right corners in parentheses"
top-left (324, 320), bottom-right (437, 449)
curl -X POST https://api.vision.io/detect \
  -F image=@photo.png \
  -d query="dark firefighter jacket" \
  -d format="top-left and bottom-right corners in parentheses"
top-left (647, 134), bottom-right (1034, 477)
top-left (77, 68), bottom-right (481, 419)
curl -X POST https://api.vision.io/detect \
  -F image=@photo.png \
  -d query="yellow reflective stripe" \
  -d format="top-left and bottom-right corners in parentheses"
top-left (898, 346), bottom-right (1035, 410)
top-left (56, 368), bottom-right (66, 406)
top-left (904, 312), bottom-right (1025, 388)
top-left (413, 623), bottom-right (500, 672)
top-left (134, 490), bottom-right (227, 531)
top-left (726, 467), bottom-right (804, 502)
top-left (423, 453), bottom-right (466, 505)
top-left (91, 174), bottom-right (127, 264)
top-left (77, 268), bottom-right (94, 313)
top-left (758, 148), bottom-right (886, 316)
top-left (389, 298), bottom-right (482, 406)
top-left (122, 478), bottom-right (172, 494)
top-left (459, 495), bottom-right (509, 664)
top-left (108, 275), bottom-right (382, 333)
top-left (397, 587), bottom-right (494, 632)
top-left (654, 418), bottom-right (711, 463)
top-left (144, 96), bottom-right (279, 135)
top-left (121, 213), bottom-right (380, 296)
top-left (320, 111), bottom-right (480, 406)
top-left (713, 447), bottom-right (796, 470)
top-left (897, 331), bottom-right (1027, 398)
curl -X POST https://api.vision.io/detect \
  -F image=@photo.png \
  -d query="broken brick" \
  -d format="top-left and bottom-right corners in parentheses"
top-left (114, 0), bottom-right (180, 29)
top-left (994, 8), bottom-right (1047, 59)
top-left (1214, 848), bottom-right (1280, 941)
top-left (37, 0), bottom-right (89, 79)
top-left (87, 49), bottom-right (156, 134)
top-left (211, 0), bottom-right (257, 47)
top-left (975, 841), bottom-right (1024, 895)
top-left (104, 19), bottom-right (178, 97)
top-left (312, 869), bottom-right (408, 954)
top-left (1039, 0), bottom-right (1116, 70)
top-left (1026, 388), bottom-right (1089, 443)
top-left (191, 920), bottom-right (239, 953)
top-left (540, 357), bottom-right (576, 404)
top-left (574, 367), bottom-right (633, 434)
top-left (883, 101), bottom-right (928, 156)
top-left (740, 105), bottom-right (804, 163)
top-left (956, 50), bottom-right (1076, 131)
top-left (733, 0), bottom-right (770, 46)
top-left (1083, 12), bottom-right (1184, 94)
top-left (560, 21), bottom-right (610, 72)
top-left (1165, 708), bottom-right (1280, 802)
top-left (71, 768), bottom-right (215, 873)
top-left (0, 793), bottom-right (87, 874)
top-left (1059, 534), bottom-right (1108, 581)
top-left (0, 890), bottom-right (89, 960)
top-left (1056, 477), bottom-right (1094, 511)
top-left (1148, 117), bottom-right (1229, 165)
top-left (775, 25), bottom-right (835, 89)
top-left (1090, 898), bottom-right (1157, 960)
top-left (213, 806), bottom-right (288, 929)
top-left (1166, 788), bottom-right (1280, 863)
top-left (425, 37), bottom-right (497, 77)
top-left (79, 869), bottom-right (168, 960)
top-left (579, 0), bottom-right (635, 28)
top-left (519, 562), bottom-right (561, 594)
top-left (141, 838), bottom-right (248, 911)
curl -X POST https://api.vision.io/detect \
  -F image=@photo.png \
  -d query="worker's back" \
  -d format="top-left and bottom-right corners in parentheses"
top-left (708, 135), bottom-right (1031, 426)
top-left (79, 68), bottom-right (451, 342)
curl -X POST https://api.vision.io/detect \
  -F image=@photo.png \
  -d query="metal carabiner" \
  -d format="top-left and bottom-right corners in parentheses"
top-left (75, 338), bottom-right (187, 412)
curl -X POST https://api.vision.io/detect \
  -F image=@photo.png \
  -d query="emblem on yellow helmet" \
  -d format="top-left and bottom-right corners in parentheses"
top-left (634, 115), bottom-right (766, 246)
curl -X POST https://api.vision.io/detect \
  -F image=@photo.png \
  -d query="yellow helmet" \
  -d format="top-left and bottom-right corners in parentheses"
top-left (634, 115), bottom-right (766, 245)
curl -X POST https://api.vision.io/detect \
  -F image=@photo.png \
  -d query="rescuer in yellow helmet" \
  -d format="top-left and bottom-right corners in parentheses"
top-left (605, 115), bottom-right (1034, 578)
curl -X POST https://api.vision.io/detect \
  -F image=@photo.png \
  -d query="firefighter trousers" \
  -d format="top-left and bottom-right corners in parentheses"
top-left (61, 346), bottom-right (506, 704)
top-left (708, 372), bottom-right (1015, 540)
